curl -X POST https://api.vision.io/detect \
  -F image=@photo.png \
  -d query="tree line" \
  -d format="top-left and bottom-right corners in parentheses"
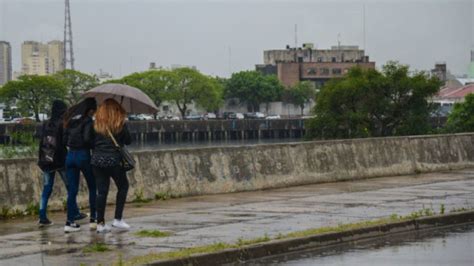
top-left (0, 68), bottom-right (316, 121)
top-left (0, 63), bottom-right (472, 137)
top-left (305, 61), bottom-right (474, 138)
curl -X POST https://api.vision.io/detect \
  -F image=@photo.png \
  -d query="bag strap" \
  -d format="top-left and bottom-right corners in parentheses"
top-left (107, 129), bottom-right (120, 148)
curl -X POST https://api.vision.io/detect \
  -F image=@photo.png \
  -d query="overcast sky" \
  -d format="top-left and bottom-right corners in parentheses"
top-left (0, 0), bottom-right (473, 78)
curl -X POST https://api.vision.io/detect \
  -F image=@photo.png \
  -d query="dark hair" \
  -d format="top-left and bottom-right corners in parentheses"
top-left (50, 100), bottom-right (68, 121)
top-left (63, 98), bottom-right (97, 128)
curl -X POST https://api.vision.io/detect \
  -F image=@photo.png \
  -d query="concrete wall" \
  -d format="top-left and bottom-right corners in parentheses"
top-left (0, 133), bottom-right (473, 212)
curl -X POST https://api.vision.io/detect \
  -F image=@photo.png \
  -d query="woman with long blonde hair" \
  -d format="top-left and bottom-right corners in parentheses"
top-left (91, 98), bottom-right (132, 233)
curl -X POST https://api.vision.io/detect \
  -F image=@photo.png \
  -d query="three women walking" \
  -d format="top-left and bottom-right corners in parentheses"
top-left (37, 97), bottom-right (133, 234)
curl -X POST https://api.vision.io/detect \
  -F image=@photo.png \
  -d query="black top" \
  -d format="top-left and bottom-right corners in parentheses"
top-left (92, 124), bottom-right (132, 159)
top-left (63, 115), bottom-right (94, 150)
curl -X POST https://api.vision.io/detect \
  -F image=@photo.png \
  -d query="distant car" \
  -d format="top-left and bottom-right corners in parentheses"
top-left (27, 113), bottom-right (48, 121)
top-left (184, 114), bottom-right (203, 120)
top-left (128, 114), bottom-right (141, 121)
top-left (245, 112), bottom-right (266, 119)
top-left (223, 112), bottom-right (235, 119)
top-left (235, 113), bottom-right (244, 119)
top-left (137, 114), bottom-right (154, 120)
top-left (204, 113), bottom-right (217, 120)
top-left (255, 112), bottom-right (266, 119)
top-left (228, 113), bottom-right (244, 119)
top-left (13, 117), bottom-right (35, 124)
top-left (266, 114), bottom-right (281, 120)
top-left (169, 116), bottom-right (181, 121)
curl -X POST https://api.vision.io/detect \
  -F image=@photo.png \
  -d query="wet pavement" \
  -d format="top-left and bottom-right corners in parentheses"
top-left (246, 223), bottom-right (474, 265)
top-left (0, 169), bottom-right (473, 265)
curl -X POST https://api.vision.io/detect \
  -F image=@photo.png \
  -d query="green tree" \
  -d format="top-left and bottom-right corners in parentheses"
top-left (0, 75), bottom-right (67, 121)
top-left (306, 62), bottom-right (441, 139)
top-left (166, 68), bottom-right (223, 117)
top-left (53, 70), bottom-right (99, 105)
top-left (445, 94), bottom-right (474, 133)
top-left (286, 81), bottom-right (317, 115)
top-left (225, 71), bottom-right (284, 112)
top-left (119, 70), bottom-right (176, 112)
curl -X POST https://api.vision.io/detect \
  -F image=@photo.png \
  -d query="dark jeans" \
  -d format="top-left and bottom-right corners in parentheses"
top-left (93, 166), bottom-right (129, 224)
top-left (39, 169), bottom-right (79, 221)
top-left (66, 149), bottom-right (97, 222)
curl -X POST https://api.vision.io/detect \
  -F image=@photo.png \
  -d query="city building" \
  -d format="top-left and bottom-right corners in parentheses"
top-left (431, 62), bottom-right (447, 84)
top-left (0, 41), bottom-right (12, 86)
top-left (256, 43), bottom-right (375, 87)
top-left (434, 83), bottom-right (474, 106)
top-left (21, 40), bottom-right (65, 75)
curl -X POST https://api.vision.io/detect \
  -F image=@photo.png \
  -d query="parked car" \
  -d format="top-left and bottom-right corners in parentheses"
top-left (137, 114), bottom-right (154, 120)
top-left (27, 113), bottom-right (47, 121)
top-left (265, 114), bottom-right (281, 120)
top-left (204, 112), bottom-right (217, 120)
top-left (13, 117), bottom-right (35, 124)
top-left (184, 114), bottom-right (203, 120)
top-left (128, 114), bottom-right (141, 121)
top-left (245, 112), bottom-right (266, 119)
top-left (223, 112), bottom-right (235, 119)
top-left (229, 113), bottom-right (245, 120)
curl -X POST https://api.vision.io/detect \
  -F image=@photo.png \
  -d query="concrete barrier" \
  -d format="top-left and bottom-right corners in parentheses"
top-left (0, 133), bottom-right (473, 212)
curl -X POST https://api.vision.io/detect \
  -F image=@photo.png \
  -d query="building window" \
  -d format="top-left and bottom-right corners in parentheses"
top-left (332, 68), bottom-right (342, 75)
top-left (320, 68), bottom-right (330, 75)
top-left (317, 57), bottom-right (323, 62)
top-left (331, 57), bottom-right (337, 62)
top-left (307, 68), bottom-right (317, 75)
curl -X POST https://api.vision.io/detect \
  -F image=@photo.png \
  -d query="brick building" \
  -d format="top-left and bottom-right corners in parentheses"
top-left (256, 43), bottom-right (375, 87)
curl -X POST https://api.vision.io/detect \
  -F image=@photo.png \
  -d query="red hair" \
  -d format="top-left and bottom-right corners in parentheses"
top-left (94, 99), bottom-right (126, 135)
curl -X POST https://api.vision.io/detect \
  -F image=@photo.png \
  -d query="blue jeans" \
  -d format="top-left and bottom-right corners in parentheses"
top-left (39, 169), bottom-right (77, 221)
top-left (66, 150), bottom-right (97, 222)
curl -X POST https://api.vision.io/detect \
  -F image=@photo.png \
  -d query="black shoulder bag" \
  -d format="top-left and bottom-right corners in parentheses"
top-left (107, 129), bottom-right (136, 172)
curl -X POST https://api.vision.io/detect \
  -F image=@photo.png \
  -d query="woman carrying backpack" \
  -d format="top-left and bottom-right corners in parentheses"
top-left (63, 98), bottom-right (98, 233)
top-left (37, 100), bottom-right (78, 226)
top-left (91, 98), bottom-right (132, 233)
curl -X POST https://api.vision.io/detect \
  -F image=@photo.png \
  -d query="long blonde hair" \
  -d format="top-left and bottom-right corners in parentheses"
top-left (94, 98), bottom-right (126, 135)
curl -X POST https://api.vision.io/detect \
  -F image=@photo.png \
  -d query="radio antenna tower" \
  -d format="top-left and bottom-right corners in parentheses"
top-left (63, 0), bottom-right (75, 70)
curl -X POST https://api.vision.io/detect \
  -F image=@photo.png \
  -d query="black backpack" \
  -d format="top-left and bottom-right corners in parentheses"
top-left (38, 120), bottom-right (61, 168)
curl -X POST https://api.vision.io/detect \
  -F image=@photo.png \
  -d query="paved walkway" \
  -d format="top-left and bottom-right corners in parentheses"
top-left (0, 169), bottom-right (473, 266)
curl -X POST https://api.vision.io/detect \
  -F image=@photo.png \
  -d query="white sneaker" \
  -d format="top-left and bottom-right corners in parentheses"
top-left (64, 222), bottom-right (81, 233)
top-left (112, 219), bottom-right (131, 230)
top-left (90, 219), bottom-right (97, 230)
top-left (96, 223), bottom-right (111, 233)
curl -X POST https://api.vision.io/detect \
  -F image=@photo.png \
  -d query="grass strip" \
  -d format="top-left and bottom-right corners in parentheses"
top-left (83, 243), bottom-right (111, 253)
top-left (135, 230), bottom-right (173, 238)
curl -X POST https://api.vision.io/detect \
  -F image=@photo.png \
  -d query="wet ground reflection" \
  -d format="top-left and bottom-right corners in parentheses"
top-left (243, 224), bottom-right (474, 265)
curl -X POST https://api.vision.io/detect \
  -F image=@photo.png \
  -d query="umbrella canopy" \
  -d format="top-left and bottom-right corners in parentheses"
top-left (83, 83), bottom-right (158, 114)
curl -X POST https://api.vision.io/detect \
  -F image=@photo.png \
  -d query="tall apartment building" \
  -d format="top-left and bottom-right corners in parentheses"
top-left (21, 40), bottom-right (64, 75)
top-left (0, 41), bottom-right (12, 86)
top-left (256, 43), bottom-right (375, 87)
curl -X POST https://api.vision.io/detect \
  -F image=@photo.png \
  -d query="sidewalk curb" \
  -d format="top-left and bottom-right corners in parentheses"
top-left (148, 211), bottom-right (474, 266)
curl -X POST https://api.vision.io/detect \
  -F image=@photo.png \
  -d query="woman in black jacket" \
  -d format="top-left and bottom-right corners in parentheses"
top-left (63, 97), bottom-right (97, 233)
top-left (91, 98), bottom-right (132, 233)
top-left (37, 100), bottom-right (69, 226)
